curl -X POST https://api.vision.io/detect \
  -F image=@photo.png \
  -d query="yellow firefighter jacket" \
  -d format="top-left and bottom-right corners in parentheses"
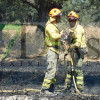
top-left (45, 20), bottom-right (61, 54)
top-left (69, 22), bottom-right (86, 48)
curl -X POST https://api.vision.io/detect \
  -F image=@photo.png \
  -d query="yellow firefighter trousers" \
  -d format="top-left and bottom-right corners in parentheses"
top-left (42, 49), bottom-right (59, 90)
top-left (66, 50), bottom-right (84, 91)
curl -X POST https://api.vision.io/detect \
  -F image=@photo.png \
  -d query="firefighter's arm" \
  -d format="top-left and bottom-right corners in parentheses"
top-left (70, 31), bottom-right (83, 48)
top-left (49, 31), bottom-right (62, 40)
top-left (46, 24), bottom-right (63, 40)
top-left (70, 42), bottom-right (81, 49)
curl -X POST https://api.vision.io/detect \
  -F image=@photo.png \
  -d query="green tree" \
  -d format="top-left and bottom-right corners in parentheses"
top-left (61, 0), bottom-right (100, 25)
top-left (21, 0), bottom-right (67, 22)
top-left (0, 0), bottom-right (38, 23)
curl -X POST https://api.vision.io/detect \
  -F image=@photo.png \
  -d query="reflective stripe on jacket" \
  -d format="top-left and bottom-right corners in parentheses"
top-left (45, 21), bottom-right (61, 54)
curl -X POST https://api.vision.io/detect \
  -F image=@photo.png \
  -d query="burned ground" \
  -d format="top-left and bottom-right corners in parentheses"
top-left (0, 56), bottom-right (100, 100)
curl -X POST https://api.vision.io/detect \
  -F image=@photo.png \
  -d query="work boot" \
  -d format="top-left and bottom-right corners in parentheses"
top-left (65, 86), bottom-right (71, 91)
top-left (48, 84), bottom-right (54, 93)
top-left (78, 89), bottom-right (84, 93)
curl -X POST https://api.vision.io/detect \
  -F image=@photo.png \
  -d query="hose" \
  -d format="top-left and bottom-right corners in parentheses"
top-left (0, 88), bottom-right (41, 93)
top-left (73, 76), bottom-right (98, 97)
top-left (64, 53), bottom-right (68, 89)
top-left (69, 52), bottom-right (99, 97)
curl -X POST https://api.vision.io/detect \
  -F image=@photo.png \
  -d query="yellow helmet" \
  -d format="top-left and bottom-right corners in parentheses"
top-left (49, 8), bottom-right (62, 17)
top-left (68, 11), bottom-right (79, 21)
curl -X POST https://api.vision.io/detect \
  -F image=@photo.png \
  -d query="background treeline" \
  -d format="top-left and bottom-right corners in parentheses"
top-left (0, 0), bottom-right (100, 25)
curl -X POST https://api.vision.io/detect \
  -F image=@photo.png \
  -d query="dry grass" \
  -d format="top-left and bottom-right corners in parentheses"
top-left (84, 26), bottom-right (100, 39)
top-left (0, 25), bottom-right (100, 61)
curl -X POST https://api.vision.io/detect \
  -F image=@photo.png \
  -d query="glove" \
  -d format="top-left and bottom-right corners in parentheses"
top-left (60, 30), bottom-right (68, 41)
top-left (62, 41), bottom-right (70, 50)
top-left (68, 44), bottom-right (76, 52)
top-left (70, 44), bottom-right (75, 49)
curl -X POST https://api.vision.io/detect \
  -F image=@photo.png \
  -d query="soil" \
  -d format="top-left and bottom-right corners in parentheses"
top-left (0, 56), bottom-right (100, 100)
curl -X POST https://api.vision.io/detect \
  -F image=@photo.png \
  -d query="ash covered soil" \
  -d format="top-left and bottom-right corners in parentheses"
top-left (0, 57), bottom-right (100, 100)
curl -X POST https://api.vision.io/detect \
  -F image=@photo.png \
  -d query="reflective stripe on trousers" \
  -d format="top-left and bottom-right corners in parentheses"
top-left (42, 50), bottom-right (58, 90)
top-left (65, 51), bottom-right (84, 90)
top-left (42, 78), bottom-right (56, 89)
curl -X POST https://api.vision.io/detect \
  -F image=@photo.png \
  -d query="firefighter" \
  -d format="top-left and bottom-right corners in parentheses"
top-left (65, 11), bottom-right (87, 93)
top-left (41, 8), bottom-right (64, 94)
